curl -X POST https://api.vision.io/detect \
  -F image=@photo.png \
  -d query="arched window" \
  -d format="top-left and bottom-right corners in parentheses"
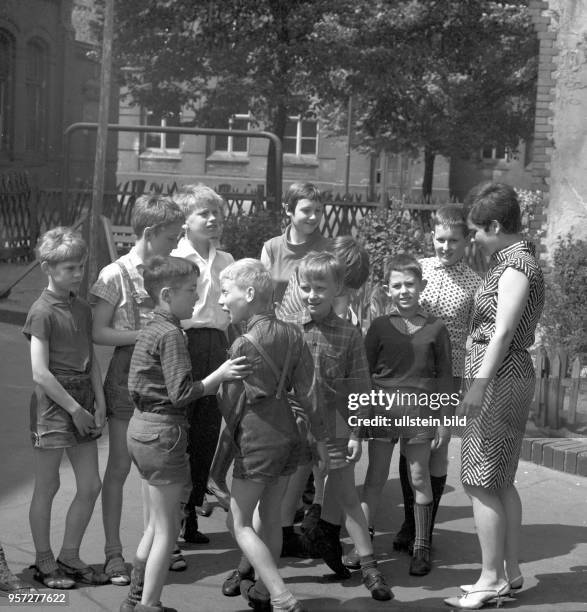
top-left (0, 29), bottom-right (15, 156)
top-left (26, 38), bottom-right (48, 154)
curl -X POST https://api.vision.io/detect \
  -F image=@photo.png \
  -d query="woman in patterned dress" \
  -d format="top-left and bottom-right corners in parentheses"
top-left (445, 183), bottom-right (544, 610)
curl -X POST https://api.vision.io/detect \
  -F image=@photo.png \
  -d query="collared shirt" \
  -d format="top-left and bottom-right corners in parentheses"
top-left (171, 238), bottom-right (234, 331)
top-left (387, 304), bottom-right (428, 335)
top-left (419, 257), bottom-right (481, 376)
top-left (90, 247), bottom-right (154, 331)
top-left (261, 226), bottom-right (331, 305)
top-left (365, 311), bottom-right (453, 394)
top-left (128, 309), bottom-right (205, 416)
top-left (282, 308), bottom-right (371, 438)
top-left (23, 289), bottom-right (93, 375)
top-left (221, 311), bottom-right (327, 440)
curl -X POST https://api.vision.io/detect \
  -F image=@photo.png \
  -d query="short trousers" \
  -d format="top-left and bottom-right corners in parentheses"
top-left (127, 409), bottom-right (189, 486)
top-left (233, 400), bottom-right (301, 485)
top-left (104, 345), bottom-right (135, 421)
top-left (30, 373), bottom-right (98, 449)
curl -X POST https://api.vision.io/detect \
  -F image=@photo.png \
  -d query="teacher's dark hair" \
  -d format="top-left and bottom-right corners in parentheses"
top-left (467, 182), bottom-right (522, 234)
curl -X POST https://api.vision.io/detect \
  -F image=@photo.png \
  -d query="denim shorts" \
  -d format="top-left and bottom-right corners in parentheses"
top-left (104, 345), bottom-right (135, 421)
top-left (30, 373), bottom-right (99, 449)
top-left (127, 409), bottom-right (189, 486)
top-left (233, 398), bottom-right (301, 485)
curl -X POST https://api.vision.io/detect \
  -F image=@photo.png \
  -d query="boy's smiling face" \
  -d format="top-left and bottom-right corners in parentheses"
top-left (219, 278), bottom-right (252, 325)
top-left (184, 202), bottom-right (223, 244)
top-left (387, 269), bottom-right (425, 316)
top-left (432, 224), bottom-right (468, 267)
top-left (298, 270), bottom-right (340, 321)
top-left (288, 198), bottom-right (324, 238)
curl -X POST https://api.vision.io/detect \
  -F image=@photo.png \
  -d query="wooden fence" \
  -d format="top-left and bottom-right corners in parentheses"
top-left (531, 348), bottom-right (587, 429)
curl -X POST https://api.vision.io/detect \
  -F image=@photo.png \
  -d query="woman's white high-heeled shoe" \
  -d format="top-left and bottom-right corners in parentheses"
top-left (444, 583), bottom-right (511, 609)
top-left (460, 575), bottom-right (523, 594)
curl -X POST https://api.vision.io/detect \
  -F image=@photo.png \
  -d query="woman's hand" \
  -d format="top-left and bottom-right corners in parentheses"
top-left (457, 383), bottom-right (487, 417)
top-left (346, 438), bottom-right (362, 463)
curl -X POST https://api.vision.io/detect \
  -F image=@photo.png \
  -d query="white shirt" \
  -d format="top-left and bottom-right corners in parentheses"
top-left (171, 237), bottom-right (234, 330)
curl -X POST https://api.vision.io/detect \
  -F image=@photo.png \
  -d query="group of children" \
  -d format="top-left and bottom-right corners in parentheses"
top-left (19, 181), bottom-right (480, 612)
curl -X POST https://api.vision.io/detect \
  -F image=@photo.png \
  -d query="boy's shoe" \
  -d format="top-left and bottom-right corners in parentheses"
top-left (240, 579), bottom-right (271, 612)
top-left (409, 549), bottom-right (431, 576)
top-left (181, 510), bottom-right (209, 544)
top-left (343, 548), bottom-right (360, 570)
top-left (104, 554), bottom-right (131, 586)
top-left (304, 520), bottom-right (351, 579)
top-left (168, 547), bottom-right (187, 572)
top-left (222, 568), bottom-right (254, 597)
top-left (300, 503), bottom-right (321, 534)
top-left (362, 568), bottom-right (394, 601)
top-left (392, 522), bottom-right (415, 553)
top-left (56, 560), bottom-right (109, 585)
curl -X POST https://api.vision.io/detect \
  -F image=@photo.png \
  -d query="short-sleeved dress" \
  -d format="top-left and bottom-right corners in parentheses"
top-left (461, 241), bottom-right (544, 490)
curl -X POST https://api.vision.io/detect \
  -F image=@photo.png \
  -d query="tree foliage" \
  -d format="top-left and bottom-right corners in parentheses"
top-left (108, 0), bottom-right (538, 199)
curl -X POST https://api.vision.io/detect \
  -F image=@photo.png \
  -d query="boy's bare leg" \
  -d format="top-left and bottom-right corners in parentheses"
top-left (405, 442), bottom-right (432, 504)
top-left (59, 442), bottom-right (102, 565)
top-left (141, 482), bottom-right (183, 606)
top-left (360, 439), bottom-right (395, 528)
top-left (280, 463), bottom-right (312, 526)
top-left (30, 448), bottom-right (63, 571)
top-left (102, 418), bottom-right (132, 556)
top-left (229, 478), bottom-right (292, 600)
top-left (312, 466), bottom-right (325, 505)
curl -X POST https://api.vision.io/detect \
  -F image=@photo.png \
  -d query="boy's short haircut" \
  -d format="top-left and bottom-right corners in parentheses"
top-left (143, 255), bottom-right (199, 302)
top-left (330, 236), bottom-right (370, 290)
top-left (386, 253), bottom-right (423, 282)
top-left (172, 183), bottom-right (226, 218)
top-left (220, 258), bottom-right (273, 305)
top-left (131, 194), bottom-right (185, 237)
top-left (298, 251), bottom-right (344, 288)
top-left (36, 227), bottom-right (87, 264)
top-left (434, 204), bottom-right (468, 236)
top-left (284, 182), bottom-right (321, 214)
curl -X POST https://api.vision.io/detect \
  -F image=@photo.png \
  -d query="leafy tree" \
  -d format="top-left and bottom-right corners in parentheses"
top-left (110, 0), bottom-right (357, 204)
top-left (312, 0), bottom-right (538, 198)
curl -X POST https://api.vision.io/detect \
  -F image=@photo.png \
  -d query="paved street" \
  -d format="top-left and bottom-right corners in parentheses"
top-left (1, 318), bottom-right (586, 611)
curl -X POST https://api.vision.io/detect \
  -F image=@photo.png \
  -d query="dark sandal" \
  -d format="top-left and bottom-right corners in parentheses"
top-left (30, 565), bottom-right (75, 589)
top-left (104, 555), bottom-right (130, 586)
top-left (56, 560), bottom-right (109, 585)
top-left (0, 573), bottom-right (38, 594)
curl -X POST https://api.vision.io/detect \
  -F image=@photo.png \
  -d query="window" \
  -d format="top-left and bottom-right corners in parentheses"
top-left (26, 39), bottom-right (49, 153)
top-left (283, 117), bottom-right (317, 156)
top-left (481, 144), bottom-right (508, 161)
top-left (0, 29), bottom-right (15, 156)
top-left (213, 113), bottom-right (251, 154)
top-left (144, 110), bottom-right (180, 152)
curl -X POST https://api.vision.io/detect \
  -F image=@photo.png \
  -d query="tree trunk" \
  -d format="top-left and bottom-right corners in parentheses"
top-left (422, 148), bottom-right (435, 201)
top-left (266, 103), bottom-right (287, 212)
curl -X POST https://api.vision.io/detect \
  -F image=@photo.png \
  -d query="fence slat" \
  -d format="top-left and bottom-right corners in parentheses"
top-left (546, 352), bottom-right (562, 429)
top-left (567, 356), bottom-right (582, 425)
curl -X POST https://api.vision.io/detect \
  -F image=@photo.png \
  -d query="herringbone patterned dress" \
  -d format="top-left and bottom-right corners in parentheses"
top-left (461, 241), bottom-right (544, 490)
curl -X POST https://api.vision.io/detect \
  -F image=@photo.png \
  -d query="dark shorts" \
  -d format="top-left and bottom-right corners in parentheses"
top-left (127, 409), bottom-right (189, 486)
top-left (30, 373), bottom-right (98, 449)
top-left (233, 399), bottom-right (301, 485)
top-left (104, 345), bottom-right (135, 421)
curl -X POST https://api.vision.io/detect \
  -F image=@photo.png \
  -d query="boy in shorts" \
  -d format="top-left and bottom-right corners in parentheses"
top-left (284, 252), bottom-right (393, 602)
top-left (218, 259), bottom-right (329, 612)
top-left (393, 205), bottom-right (480, 555)
top-left (120, 256), bottom-right (250, 612)
top-left (24, 228), bottom-right (108, 589)
top-left (362, 254), bottom-right (454, 576)
top-left (91, 195), bottom-right (185, 583)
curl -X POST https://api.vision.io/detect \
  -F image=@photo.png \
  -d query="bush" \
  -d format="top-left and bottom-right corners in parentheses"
top-left (538, 233), bottom-right (587, 359)
top-left (221, 209), bottom-right (282, 260)
top-left (516, 189), bottom-right (545, 240)
top-left (355, 206), bottom-right (434, 284)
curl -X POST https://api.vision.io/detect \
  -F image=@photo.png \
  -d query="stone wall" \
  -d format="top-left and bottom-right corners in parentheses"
top-left (529, 0), bottom-right (587, 257)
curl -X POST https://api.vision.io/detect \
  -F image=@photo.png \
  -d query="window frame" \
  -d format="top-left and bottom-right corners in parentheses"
top-left (0, 28), bottom-right (16, 158)
top-left (212, 113), bottom-right (252, 155)
top-left (25, 38), bottom-right (49, 155)
top-left (143, 110), bottom-right (182, 154)
top-left (283, 115), bottom-right (318, 157)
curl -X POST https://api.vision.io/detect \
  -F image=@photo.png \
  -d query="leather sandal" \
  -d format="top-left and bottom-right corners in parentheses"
top-left (56, 560), bottom-right (109, 585)
top-left (30, 565), bottom-right (75, 589)
top-left (0, 573), bottom-right (38, 594)
top-left (104, 554), bottom-right (130, 586)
